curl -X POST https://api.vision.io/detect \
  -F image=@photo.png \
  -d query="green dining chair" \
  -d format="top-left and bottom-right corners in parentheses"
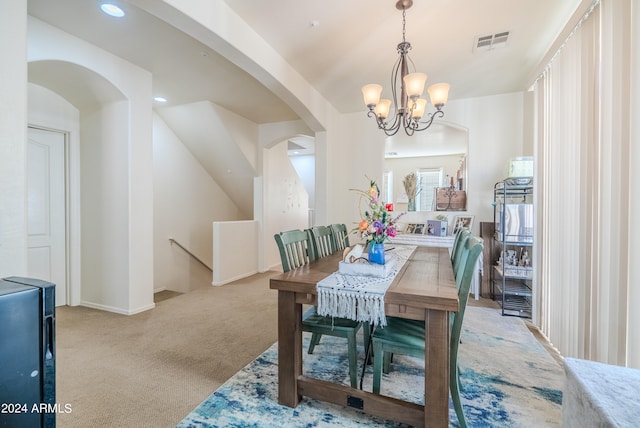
top-left (274, 229), bottom-right (313, 272)
top-left (371, 236), bottom-right (484, 428)
top-left (451, 228), bottom-right (472, 273)
top-left (308, 225), bottom-right (336, 259)
top-left (451, 227), bottom-right (470, 263)
top-left (330, 223), bottom-right (350, 251)
top-left (274, 229), bottom-right (364, 388)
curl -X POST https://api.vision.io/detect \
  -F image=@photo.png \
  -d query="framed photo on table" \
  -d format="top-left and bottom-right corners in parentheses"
top-left (413, 223), bottom-right (425, 234)
top-left (453, 215), bottom-right (474, 234)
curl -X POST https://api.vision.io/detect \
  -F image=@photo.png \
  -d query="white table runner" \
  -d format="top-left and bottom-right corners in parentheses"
top-left (316, 245), bottom-right (416, 326)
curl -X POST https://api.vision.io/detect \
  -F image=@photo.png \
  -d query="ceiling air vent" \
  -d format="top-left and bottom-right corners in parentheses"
top-left (474, 31), bottom-right (510, 52)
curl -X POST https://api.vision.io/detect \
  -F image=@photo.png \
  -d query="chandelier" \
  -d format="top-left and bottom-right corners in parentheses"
top-left (362, 0), bottom-right (450, 136)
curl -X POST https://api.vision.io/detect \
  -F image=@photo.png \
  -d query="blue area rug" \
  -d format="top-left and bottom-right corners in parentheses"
top-left (178, 306), bottom-right (563, 427)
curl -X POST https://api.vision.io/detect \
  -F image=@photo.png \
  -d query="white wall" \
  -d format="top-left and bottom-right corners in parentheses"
top-left (290, 155), bottom-right (315, 211)
top-left (80, 101), bottom-right (130, 310)
top-left (263, 141), bottom-right (309, 270)
top-left (153, 113), bottom-right (243, 292)
top-left (0, 2), bottom-right (28, 277)
top-left (449, 92), bottom-right (525, 227)
top-left (327, 113), bottom-right (385, 230)
top-left (212, 220), bottom-right (259, 285)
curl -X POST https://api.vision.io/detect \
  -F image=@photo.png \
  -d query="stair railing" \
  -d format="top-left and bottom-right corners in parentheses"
top-left (168, 238), bottom-right (213, 272)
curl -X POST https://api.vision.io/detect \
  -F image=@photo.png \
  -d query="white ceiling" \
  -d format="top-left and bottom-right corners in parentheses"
top-left (28, 0), bottom-right (580, 120)
top-left (223, 0), bottom-right (580, 115)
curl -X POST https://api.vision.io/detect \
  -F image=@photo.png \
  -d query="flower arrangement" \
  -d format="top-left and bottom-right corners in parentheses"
top-left (351, 178), bottom-right (405, 244)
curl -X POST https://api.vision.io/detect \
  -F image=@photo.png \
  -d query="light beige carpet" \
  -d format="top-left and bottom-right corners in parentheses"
top-left (56, 271), bottom-right (281, 428)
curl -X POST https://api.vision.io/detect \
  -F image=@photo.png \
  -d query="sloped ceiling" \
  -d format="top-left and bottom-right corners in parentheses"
top-left (155, 101), bottom-right (256, 218)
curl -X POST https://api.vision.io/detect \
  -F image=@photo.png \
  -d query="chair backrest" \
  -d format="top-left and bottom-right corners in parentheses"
top-left (451, 228), bottom-right (472, 275)
top-left (330, 223), bottom-right (350, 251)
top-left (451, 226), bottom-right (467, 261)
top-left (451, 236), bottom-right (484, 339)
top-left (308, 226), bottom-right (336, 259)
top-left (274, 229), bottom-right (313, 272)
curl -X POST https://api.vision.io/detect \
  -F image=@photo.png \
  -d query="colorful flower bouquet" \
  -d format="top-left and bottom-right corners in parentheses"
top-left (351, 178), bottom-right (405, 245)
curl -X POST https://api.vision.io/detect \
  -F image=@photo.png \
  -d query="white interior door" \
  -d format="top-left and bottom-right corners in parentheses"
top-left (27, 127), bottom-right (67, 306)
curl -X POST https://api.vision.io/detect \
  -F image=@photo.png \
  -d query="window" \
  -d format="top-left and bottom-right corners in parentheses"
top-left (382, 171), bottom-right (393, 204)
top-left (415, 168), bottom-right (442, 211)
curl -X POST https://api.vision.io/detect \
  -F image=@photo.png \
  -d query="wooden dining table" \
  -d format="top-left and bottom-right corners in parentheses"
top-left (269, 245), bottom-right (458, 427)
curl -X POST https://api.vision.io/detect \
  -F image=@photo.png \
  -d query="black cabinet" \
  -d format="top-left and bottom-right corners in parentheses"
top-left (0, 277), bottom-right (56, 428)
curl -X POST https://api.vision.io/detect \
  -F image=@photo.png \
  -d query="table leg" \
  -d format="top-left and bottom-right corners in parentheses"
top-left (425, 308), bottom-right (450, 427)
top-left (277, 290), bottom-right (303, 407)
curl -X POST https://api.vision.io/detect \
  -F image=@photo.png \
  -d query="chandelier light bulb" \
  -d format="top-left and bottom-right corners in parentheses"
top-left (427, 83), bottom-right (451, 109)
top-left (362, 84), bottom-right (383, 108)
top-left (403, 72), bottom-right (427, 99)
top-left (375, 99), bottom-right (392, 120)
top-left (410, 98), bottom-right (427, 119)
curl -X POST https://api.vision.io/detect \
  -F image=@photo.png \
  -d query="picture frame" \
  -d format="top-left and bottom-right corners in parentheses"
top-left (427, 220), bottom-right (448, 236)
top-left (405, 223), bottom-right (416, 234)
top-left (426, 222), bottom-right (435, 235)
top-left (413, 223), bottom-right (425, 234)
top-left (453, 215), bottom-right (474, 235)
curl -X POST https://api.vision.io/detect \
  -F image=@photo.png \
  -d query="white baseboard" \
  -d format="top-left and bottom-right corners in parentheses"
top-left (212, 270), bottom-right (258, 286)
top-left (80, 300), bottom-right (155, 315)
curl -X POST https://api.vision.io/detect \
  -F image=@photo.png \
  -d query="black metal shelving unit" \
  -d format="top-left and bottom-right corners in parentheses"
top-left (491, 177), bottom-right (534, 318)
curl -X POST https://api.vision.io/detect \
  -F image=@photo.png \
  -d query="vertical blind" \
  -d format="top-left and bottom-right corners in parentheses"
top-left (533, 0), bottom-right (639, 367)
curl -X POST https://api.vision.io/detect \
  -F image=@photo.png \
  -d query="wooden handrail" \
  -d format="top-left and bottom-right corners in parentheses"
top-left (168, 238), bottom-right (213, 272)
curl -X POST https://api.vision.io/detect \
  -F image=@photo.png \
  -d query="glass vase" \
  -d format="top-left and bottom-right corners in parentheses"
top-left (368, 243), bottom-right (385, 265)
top-left (408, 198), bottom-right (416, 211)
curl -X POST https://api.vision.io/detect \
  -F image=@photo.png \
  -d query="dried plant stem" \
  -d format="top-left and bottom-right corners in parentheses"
top-left (403, 172), bottom-right (418, 199)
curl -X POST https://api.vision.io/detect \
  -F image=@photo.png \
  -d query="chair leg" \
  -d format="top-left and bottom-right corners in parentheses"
top-left (362, 322), bottom-right (371, 349)
top-left (382, 351), bottom-right (392, 374)
top-left (450, 352), bottom-right (467, 428)
top-left (347, 331), bottom-right (358, 388)
top-left (308, 332), bottom-right (322, 354)
top-left (372, 341), bottom-right (383, 394)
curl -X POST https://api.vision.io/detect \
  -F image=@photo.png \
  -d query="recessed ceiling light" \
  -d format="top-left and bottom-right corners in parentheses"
top-left (153, 96), bottom-right (167, 103)
top-left (100, 3), bottom-right (125, 18)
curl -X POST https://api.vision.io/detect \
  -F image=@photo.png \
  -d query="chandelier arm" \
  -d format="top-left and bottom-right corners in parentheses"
top-left (366, 108), bottom-right (403, 136)
top-left (403, 119), bottom-right (417, 136)
top-left (381, 111), bottom-right (403, 136)
top-left (413, 110), bottom-right (445, 132)
top-left (390, 55), bottom-right (404, 115)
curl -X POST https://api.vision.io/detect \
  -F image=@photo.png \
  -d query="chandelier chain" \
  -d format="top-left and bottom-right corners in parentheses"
top-left (402, 9), bottom-right (406, 43)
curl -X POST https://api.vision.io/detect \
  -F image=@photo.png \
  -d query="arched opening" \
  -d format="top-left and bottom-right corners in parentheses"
top-left (28, 59), bottom-right (141, 313)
